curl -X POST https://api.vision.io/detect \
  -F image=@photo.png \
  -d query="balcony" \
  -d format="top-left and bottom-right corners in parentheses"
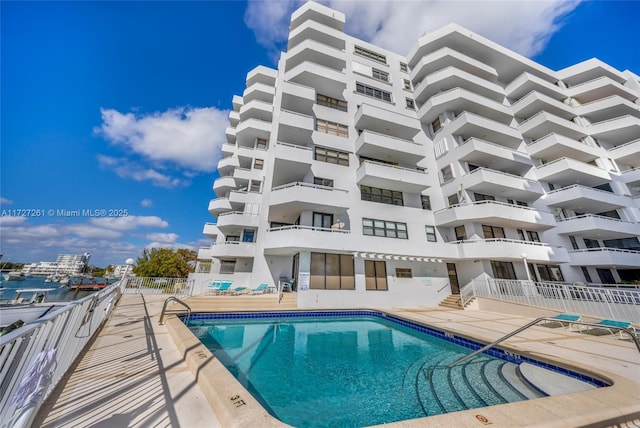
top-left (232, 167), bottom-right (261, 183)
top-left (417, 87), bottom-right (512, 126)
top-left (518, 111), bottom-right (586, 141)
top-left (356, 160), bottom-right (429, 193)
top-left (289, 1), bottom-right (345, 33)
top-left (554, 214), bottom-right (638, 239)
top-left (355, 130), bottom-right (425, 165)
top-left (527, 133), bottom-right (600, 163)
top-left (354, 103), bottom-right (421, 141)
top-left (535, 157), bottom-right (610, 187)
top-left (453, 239), bottom-right (569, 263)
top-left (568, 248), bottom-right (640, 267)
top-left (272, 143), bottom-right (313, 187)
top-left (197, 246), bottom-right (214, 260)
top-left (229, 110), bottom-right (240, 127)
top-left (505, 72), bottom-right (565, 101)
top-left (217, 156), bottom-right (239, 175)
top-left (541, 185), bottom-right (629, 212)
top-left (608, 139), bottom-right (640, 168)
top-left (277, 109), bottom-right (314, 144)
top-left (242, 82), bottom-right (275, 104)
top-left (239, 99), bottom-right (272, 122)
top-left (410, 47), bottom-right (498, 84)
top-left (285, 39), bottom-right (346, 73)
top-left (434, 201), bottom-right (555, 230)
top-left (511, 91), bottom-right (574, 121)
top-left (203, 222), bottom-right (219, 239)
top-left (281, 80), bottom-right (315, 116)
top-left (461, 167), bottom-right (544, 202)
top-left (212, 176), bottom-right (237, 196)
top-left (229, 189), bottom-right (262, 205)
top-left (288, 19), bottom-right (346, 51)
top-left (576, 95), bottom-right (640, 123)
top-left (221, 143), bottom-right (235, 158)
top-left (566, 75), bottom-right (637, 105)
top-left (246, 65), bottom-right (276, 87)
top-left (264, 225), bottom-right (351, 256)
top-left (447, 111), bottom-right (522, 149)
top-left (285, 61), bottom-right (346, 100)
top-left (620, 168), bottom-right (640, 189)
top-left (453, 138), bottom-right (532, 176)
top-left (208, 198), bottom-right (232, 216)
top-left (210, 241), bottom-right (256, 259)
top-left (225, 126), bottom-right (236, 144)
top-left (215, 211), bottom-right (260, 233)
top-left (269, 182), bottom-right (350, 223)
top-left (232, 95), bottom-right (243, 111)
top-left (413, 66), bottom-right (504, 105)
top-left (588, 115), bottom-right (640, 147)
top-left (235, 118), bottom-right (271, 147)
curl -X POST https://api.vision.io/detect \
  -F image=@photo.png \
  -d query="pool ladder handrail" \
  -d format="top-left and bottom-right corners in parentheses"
top-left (159, 296), bottom-right (192, 325)
top-left (449, 317), bottom-right (640, 367)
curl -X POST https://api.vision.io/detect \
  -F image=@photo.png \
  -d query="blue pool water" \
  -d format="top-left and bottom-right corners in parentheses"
top-left (186, 311), bottom-right (606, 428)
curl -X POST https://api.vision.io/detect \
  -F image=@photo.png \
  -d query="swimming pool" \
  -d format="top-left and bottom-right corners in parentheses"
top-left (186, 311), bottom-right (607, 427)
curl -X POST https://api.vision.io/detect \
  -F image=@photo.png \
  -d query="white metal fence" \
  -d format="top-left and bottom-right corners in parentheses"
top-left (0, 280), bottom-right (126, 428)
top-left (122, 277), bottom-right (193, 296)
top-left (462, 279), bottom-right (640, 323)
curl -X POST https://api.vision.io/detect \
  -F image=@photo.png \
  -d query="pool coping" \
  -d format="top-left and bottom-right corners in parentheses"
top-left (166, 308), bottom-right (640, 427)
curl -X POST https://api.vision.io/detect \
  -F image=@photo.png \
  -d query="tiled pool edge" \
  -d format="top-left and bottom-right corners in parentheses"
top-left (167, 309), bottom-right (639, 428)
top-left (183, 309), bottom-right (610, 388)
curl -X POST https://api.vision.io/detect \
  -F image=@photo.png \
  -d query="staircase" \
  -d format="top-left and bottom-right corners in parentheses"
top-left (439, 294), bottom-right (463, 309)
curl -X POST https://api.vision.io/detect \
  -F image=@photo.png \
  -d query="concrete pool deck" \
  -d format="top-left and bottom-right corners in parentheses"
top-left (35, 293), bottom-right (640, 427)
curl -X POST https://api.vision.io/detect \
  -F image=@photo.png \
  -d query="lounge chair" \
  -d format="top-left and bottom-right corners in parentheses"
top-left (212, 282), bottom-right (234, 295)
top-left (584, 319), bottom-right (636, 339)
top-left (540, 313), bottom-right (581, 330)
top-left (247, 282), bottom-right (269, 295)
top-left (207, 280), bottom-right (233, 293)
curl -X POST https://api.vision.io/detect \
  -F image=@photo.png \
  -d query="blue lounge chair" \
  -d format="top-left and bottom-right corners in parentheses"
top-left (248, 282), bottom-right (269, 295)
top-left (541, 313), bottom-right (581, 330)
top-left (212, 282), bottom-right (234, 295)
top-left (207, 280), bottom-right (233, 293)
top-left (586, 319), bottom-right (636, 339)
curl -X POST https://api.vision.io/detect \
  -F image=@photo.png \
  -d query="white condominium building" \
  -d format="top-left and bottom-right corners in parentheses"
top-left (195, 1), bottom-right (640, 308)
top-left (22, 252), bottom-right (91, 276)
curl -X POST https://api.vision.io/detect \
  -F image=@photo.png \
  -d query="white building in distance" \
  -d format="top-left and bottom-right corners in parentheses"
top-left (22, 253), bottom-right (91, 276)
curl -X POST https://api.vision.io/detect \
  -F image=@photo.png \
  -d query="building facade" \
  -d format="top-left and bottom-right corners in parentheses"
top-left (22, 253), bottom-right (92, 276)
top-left (194, 1), bottom-right (640, 308)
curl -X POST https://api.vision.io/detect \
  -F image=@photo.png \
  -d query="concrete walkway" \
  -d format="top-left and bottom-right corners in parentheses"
top-left (34, 294), bottom-right (220, 428)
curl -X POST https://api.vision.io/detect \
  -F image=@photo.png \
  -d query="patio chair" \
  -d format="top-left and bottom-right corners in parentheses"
top-left (540, 313), bottom-right (581, 330)
top-left (248, 282), bottom-right (269, 295)
top-left (212, 282), bottom-right (234, 295)
top-left (583, 319), bottom-right (636, 339)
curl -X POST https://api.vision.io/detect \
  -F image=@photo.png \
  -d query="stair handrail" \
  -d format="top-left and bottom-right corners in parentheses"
top-left (448, 317), bottom-right (640, 367)
top-left (159, 296), bottom-right (192, 325)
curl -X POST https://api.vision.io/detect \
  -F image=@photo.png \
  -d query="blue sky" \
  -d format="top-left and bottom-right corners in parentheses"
top-left (1, 0), bottom-right (638, 267)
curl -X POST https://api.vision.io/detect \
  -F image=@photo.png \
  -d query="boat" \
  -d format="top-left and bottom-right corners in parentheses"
top-left (67, 278), bottom-right (109, 291)
top-left (2, 271), bottom-right (28, 281)
top-left (0, 288), bottom-right (66, 333)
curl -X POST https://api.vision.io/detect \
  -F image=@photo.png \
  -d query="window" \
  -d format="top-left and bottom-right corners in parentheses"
top-left (400, 62), bottom-right (408, 73)
top-left (372, 68), bottom-right (389, 82)
top-left (425, 226), bottom-right (437, 242)
top-left (581, 266), bottom-right (593, 283)
top-left (354, 45), bottom-right (387, 64)
top-left (249, 180), bottom-right (261, 193)
top-left (226, 235), bottom-right (240, 242)
top-left (474, 193), bottom-right (495, 202)
top-left (455, 225), bottom-right (467, 241)
top-left (253, 158), bottom-right (263, 170)
top-left (490, 261), bottom-right (516, 279)
top-left (396, 268), bottom-right (412, 278)
top-left (537, 264), bottom-right (565, 282)
top-left (310, 252), bottom-right (354, 290)
top-left (242, 230), bottom-right (255, 243)
top-left (256, 138), bottom-right (267, 149)
top-left (603, 237), bottom-right (640, 251)
top-left (405, 98), bottom-right (415, 109)
top-left (365, 260), bottom-right (388, 290)
top-left (362, 218), bottom-right (408, 239)
top-left (569, 236), bottom-right (579, 250)
top-left (448, 193), bottom-right (459, 206)
top-left (441, 165), bottom-right (453, 183)
top-left (313, 212), bottom-right (333, 229)
top-left (597, 209), bottom-right (621, 219)
top-left (360, 185), bottom-right (403, 206)
top-left (314, 177), bottom-right (334, 187)
top-left (317, 94), bottom-right (347, 112)
top-left (527, 231), bottom-right (540, 242)
top-left (356, 82), bottom-right (392, 102)
top-left (584, 238), bottom-right (600, 248)
top-left (421, 195), bottom-right (431, 210)
top-left (314, 146), bottom-right (349, 166)
top-left (431, 117), bottom-right (442, 133)
top-left (482, 225), bottom-right (505, 239)
top-left (315, 119), bottom-right (348, 137)
top-left (220, 260), bottom-right (236, 274)
top-left (403, 79), bottom-right (412, 90)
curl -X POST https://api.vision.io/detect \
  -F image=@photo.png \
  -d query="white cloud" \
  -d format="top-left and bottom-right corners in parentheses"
top-left (95, 106), bottom-right (229, 172)
top-left (0, 197), bottom-right (13, 205)
top-left (90, 215), bottom-right (169, 231)
top-left (0, 216), bottom-right (28, 227)
top-left (141, 199), bottom-right (153, 208)
top-left (244, 0), bottom-right (582, 58)
top-left (97, 155), bottom-right (188, 188)
top-left (145, 232), bottom-right (179, 244)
